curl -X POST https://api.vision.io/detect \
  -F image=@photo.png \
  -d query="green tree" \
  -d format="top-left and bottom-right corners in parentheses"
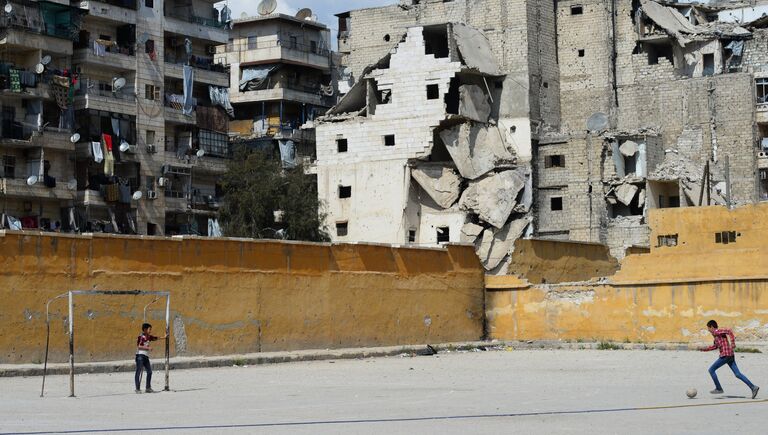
top-left (219, 147), bottom-right (329, 242)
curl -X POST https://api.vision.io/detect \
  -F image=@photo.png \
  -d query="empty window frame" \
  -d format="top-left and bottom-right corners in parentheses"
top-left (336, 221), bottom-right (349, 237)
top-left (436, 226), bottom-right (450, 243)
top-left (338, 185), bottom-right (352, 198)
top-left (384, 134), bottom-right (396, 146)
top-left (545, 155), bottom-right (565, 168)
top-left (551, 197), bottom-right (563, 211)
top-left (1, 155), bottom-right (15, 178)
top-left (702, 53), bottom-right (715, 77)
top-left (578, 49), bottom-right (585, 57)
top-left (657, 234), bottom-right (678, 247)
top-left (145, 84), bottom-right (160, 101)
top-left (760, 168), bottom-right (768, 201)
top-left (408, 229), bottom-right (416, 243)
top-left (336, 138), bottom-right (348, 153)
top-left (571, 5), bottom-right (583, 15)
top-left (714, 231), bottom-right (738, 244)
top-left (756, 78), bottom-right (768, 105)
top-left (145, 0), bottom-right (153, 8)
top-left (426, 84), bottom-right (440, 100)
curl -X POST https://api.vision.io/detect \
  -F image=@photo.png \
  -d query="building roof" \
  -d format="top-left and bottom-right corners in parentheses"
top-left (233, 13), bottom-right (329, 31)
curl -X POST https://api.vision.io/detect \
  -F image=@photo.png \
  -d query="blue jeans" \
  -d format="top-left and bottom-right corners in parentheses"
top-left (135, 354), bottom-right (152, 390)
top-left (709, 356), bottom-right (755, 390)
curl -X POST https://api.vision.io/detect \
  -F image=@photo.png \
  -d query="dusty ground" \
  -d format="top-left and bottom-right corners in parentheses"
top-left (1, 349), bottom-right (767, 434)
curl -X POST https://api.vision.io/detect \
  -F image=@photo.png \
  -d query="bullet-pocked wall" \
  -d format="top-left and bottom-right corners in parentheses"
top-left (0, 233), bottom-right (485, 364)
top-left (488, 204), bottom-right (768, 344)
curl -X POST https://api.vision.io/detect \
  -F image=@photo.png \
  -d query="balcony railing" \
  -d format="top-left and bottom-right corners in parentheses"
top-left (90, 0), bottom-right (138, 10)
top-left (165, 54), bottom-right (225, 73)
top-left (165, 10), bottom-right (226, 29)
top-left (224, 39), bottom-right (331, 57)
top-left (0, 1), bottom-right (84, 41)
top-left (76, 77), bottom-right (134, 100)
top-left (0, 64), bottom-right (43, 92)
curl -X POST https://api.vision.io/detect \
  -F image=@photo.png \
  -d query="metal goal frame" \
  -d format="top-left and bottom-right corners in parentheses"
top-left (41, 290), bottom-right (171, 397)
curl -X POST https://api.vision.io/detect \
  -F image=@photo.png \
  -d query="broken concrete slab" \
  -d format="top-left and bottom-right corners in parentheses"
top-left (619, 140), bottom-right (638, 157)
top-left (411, 165), bottom-right (462, 209)
top-left (637, 188), bottom-right (647, 208)
top-left (452, 23), bottom-right (502, 76)
top-left (611, 141), bottom-right (626, 178)
top-left (459, 169), bottom-right (527, 228)
top-left (458, 84), bottom-right (491, 123)
top-left (439, 122), bottom-right (515, 180)
top-left (461, 222), bottom-right (484, 244)
top-left (483, 217), bottom-right (532, 271)
top-left (640, 0), bottom-right (696, 45)
top-left (476, 228), bottom-right (494, 264)
top-left (615, 183), bottom-right (639, 206)
top-left (514, 170), bottom-right (534, 213)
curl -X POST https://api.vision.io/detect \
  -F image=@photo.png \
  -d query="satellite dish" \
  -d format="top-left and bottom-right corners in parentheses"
top-left (257, 0), bottom-right (277, 16)
top-left (112, 77), bottom-right (126, 91)
top-left (4, 3), bottom-right (12, 14)
top-left (67, 179), bottom-right (77, 190)
top-left (26, 176), bottom-right (38, 186)
top-left (240, 12), bottom-right (248, 18)
top-left (35, 63), bottom-right (44, 74)
top-left (119, 142), bottom-right (130, 152)
top-left (296, 8), bottom-right (312, 21)
top-left (70, 133), bottom-right (80, 143)
top-left (586, 112), bottom-right (609, 132)
top-left (196, 149), bottom-right (205, 158)
top-left (132, 191), bottom-right (143, 201)
top-left (137, 32), bottom-right (150, 45)
top-left (41, 55), bottom-right (51, 65)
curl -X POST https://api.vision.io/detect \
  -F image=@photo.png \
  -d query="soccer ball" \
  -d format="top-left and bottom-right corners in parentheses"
top-left (686, 388), bottom-right (697, 399)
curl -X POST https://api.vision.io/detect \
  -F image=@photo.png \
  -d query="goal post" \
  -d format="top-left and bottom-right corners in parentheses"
top-left (47, 290), bottom-right (171, 398)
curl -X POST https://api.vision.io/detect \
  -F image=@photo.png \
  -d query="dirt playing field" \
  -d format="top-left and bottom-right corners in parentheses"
top-left (1, 349), bottom-right (766, 434)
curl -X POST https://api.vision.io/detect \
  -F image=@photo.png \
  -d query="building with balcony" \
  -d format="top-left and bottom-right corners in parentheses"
top-left (217, 13), bottom-right (335, 169)
top-left (66, 0), bottom-right (231, 236)
top-left (1, 0), bottom-right (85, 232)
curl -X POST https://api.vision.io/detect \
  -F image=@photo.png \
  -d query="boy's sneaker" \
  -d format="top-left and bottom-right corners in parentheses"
top-left (135, 389), bottom-right (142, 394)
top-left (710, 389), bottom-right (724, 394)
top-left (752, 386), bottom-right (759, 399)
top-left (145, 388), bottom-right (155, 393)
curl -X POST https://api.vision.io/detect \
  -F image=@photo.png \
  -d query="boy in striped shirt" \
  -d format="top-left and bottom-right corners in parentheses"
top-left (700, 320), bottom-right (759, 399)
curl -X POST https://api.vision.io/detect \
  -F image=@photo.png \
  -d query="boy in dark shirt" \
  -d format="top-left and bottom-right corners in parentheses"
top-left (135, 323), bottom-right (166, 393)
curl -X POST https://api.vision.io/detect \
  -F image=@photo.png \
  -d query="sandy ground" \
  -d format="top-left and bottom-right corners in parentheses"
top-left (1, 349), bottom-right (767, 434)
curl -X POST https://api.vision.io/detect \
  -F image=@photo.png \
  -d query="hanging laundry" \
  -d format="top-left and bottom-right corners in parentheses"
top-left (9, 69), bottom-right (21, 92)
top-left (93, 39), bottom-right (107, 56)
top-left (182, 65), bottom-right (195, 116)
top-left (92, 141), bottom-right (104, 163)
top-left (102, 134), bottom-right (114, 176)
top-left (209, 86), bottom-right (235, 117)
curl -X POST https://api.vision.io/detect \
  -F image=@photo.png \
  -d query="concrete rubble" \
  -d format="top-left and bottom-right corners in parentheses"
top-left (439, 123), bottom-right (515, 180)
top-left (459, 169), bottom-right (527, 229)
top-left (479, 217), bottom-right (532, 271)
top-left (615, 183), bottom-right (639, 207)
top-left (452, 23), bottom-right (502, 76)
top-left (411, 165), bottom-right (462, 209)
top-left (458, 84), bottom-right (491, 123)
top-left (460, 222), bottom-right (484, 244)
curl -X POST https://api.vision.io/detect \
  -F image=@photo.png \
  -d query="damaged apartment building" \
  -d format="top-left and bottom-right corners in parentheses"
top-left (317, 0), bottom-right (768, 270)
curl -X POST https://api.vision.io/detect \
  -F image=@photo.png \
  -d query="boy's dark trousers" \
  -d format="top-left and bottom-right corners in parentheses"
top-left (135, 354), bottom-right (152, 390)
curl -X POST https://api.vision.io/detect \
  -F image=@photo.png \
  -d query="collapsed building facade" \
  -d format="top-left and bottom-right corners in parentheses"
top-left (316, 0), bottom-right (768, 272)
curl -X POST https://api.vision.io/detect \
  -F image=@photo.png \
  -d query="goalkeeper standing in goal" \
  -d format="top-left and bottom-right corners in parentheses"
top-left (135, 323), bottom-right (166, 393)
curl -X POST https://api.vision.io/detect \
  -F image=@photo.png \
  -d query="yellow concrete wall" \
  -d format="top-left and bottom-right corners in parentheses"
top-left (0, 232), bottom-right (485, 364)
top-left (488, 204), bottom-right (768, 343)
top-left (508, 239), bottom-right (619, 284)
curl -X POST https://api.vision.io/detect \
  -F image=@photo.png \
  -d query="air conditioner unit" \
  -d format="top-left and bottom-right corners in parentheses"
top-left (146, 144), bottom-right (157, 153)
top-left (157, 177), bottom-right (167, 187)
top-left (206, 45), bottom-right (216, 54)
top-left (147, 190), bottom-right (158, 200)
